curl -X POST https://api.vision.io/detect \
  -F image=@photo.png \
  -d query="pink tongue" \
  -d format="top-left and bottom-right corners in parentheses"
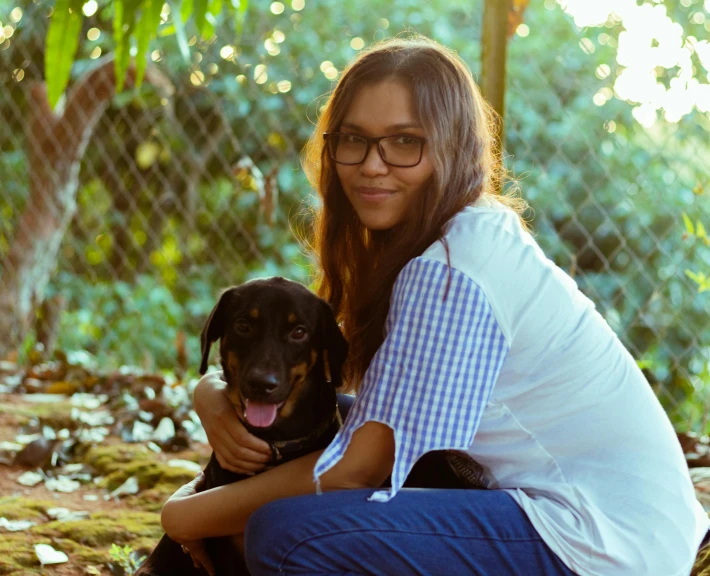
top-left (245, 401), bottom-right (279, 428)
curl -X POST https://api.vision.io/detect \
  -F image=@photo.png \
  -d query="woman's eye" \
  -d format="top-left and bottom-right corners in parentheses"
top-left (394, 136), bottom-right (417, 146)
top-left (291, 326), bottom-right (308, 340)
top-left (235, 322), bottom-right (252, 335)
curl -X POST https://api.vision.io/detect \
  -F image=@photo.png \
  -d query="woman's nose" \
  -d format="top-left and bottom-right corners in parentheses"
top-left (359, 143), bottom-right (389, 177)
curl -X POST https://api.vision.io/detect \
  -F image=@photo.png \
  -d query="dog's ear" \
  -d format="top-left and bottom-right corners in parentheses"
top-left (319, 300), bottom-right (349, 389)
top-left (200, 288), bottom-right (237, 375)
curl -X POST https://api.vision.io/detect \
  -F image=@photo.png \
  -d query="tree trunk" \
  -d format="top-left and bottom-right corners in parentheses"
top-left (481, 0), bottom-right (511, 195)
top-left (0, 59), bottom-right (170, 358)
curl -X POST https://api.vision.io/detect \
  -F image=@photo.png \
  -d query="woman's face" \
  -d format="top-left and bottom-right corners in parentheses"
top-left (335, 79), bottom-right (434, 231)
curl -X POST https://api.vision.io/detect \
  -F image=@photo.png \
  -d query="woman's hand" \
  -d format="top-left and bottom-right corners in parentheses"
top-left (193, 371), bottom-right (272, 474)
top-left (161, 473), bottom-right (215, 576)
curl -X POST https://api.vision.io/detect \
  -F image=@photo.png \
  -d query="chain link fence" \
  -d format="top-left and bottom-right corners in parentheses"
top-left (1, 0), bottom-right (708, 431)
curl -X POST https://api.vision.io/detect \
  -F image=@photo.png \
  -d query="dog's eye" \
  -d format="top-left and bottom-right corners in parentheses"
top-left (290, 326), bottom-right (308, 341)
top-left (235, 322), bottom-right (252, 335)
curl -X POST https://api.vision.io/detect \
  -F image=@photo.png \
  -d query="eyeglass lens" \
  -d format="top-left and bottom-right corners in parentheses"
top-left (328, 134), bottom-right (422, 167)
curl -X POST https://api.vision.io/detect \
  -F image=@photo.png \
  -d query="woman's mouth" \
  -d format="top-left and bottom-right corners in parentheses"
top-left (354, 186), bottom-right (395, 202)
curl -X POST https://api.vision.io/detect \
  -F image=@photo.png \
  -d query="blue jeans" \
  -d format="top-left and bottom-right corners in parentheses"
top-left (243, 395), bottom-right (577, 576)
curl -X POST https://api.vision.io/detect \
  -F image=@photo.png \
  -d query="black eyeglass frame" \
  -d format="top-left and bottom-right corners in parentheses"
top-left (323, 132), bottom-right (428, 168)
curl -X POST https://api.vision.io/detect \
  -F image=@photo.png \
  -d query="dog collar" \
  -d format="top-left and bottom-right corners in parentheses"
top-left (267, 405), bottom-right (342, 465)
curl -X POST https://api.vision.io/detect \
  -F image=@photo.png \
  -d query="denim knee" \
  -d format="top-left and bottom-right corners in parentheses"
top-left (244, 498), bottom-right (295, 575)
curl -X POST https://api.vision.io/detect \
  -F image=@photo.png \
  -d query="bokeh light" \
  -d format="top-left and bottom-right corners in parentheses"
top-left (254, 64), bottom-right (268, 84)
top-left (220, 45), bottom-right (237, 60)
top-left (350, 37), bottom-right (364, 50)
top-left (595, 64), bottom-right (611, 79)
top-left (82, 0), bottom-right (98, 17)
top-left (560, 0), bottom-right (710, 126)
top-left (264, 38), bottom-right (280, 55)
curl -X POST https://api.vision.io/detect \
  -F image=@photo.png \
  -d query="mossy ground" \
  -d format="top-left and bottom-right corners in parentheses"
top-left (0, 496), bottom-right (163, 575)
top-left (0, 399), bottom-right (76, 430)
top-left (0, 394), bottom-right (211, 575)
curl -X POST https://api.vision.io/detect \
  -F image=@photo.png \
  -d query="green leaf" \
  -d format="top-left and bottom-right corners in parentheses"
top-left (194, 0), bottom-right (208, 38)
top-left (237, 0), bottom-right (249, 36)
top-left (696, 219), bottom-right (706, 239)
top-left (45, 0), bottom-right (84, 110)
top-left (225, 0), bottom-right (248, 39)
top-left (209, 0), bottom-right (224, 17)
top-left (135, 0), bottom-right (164, 86)
top-left (202, 12), bottom-right (216, 39)
top-left (158, 23), bottom-right (176, 36)
top-left (685, 269), bottom-right (705, 285)
top-left (180, 0), bottom-right (193, 22)
top-left (682, 212), bottom-right (695, 236)
top-left (171, 0), bottom-right (191, 62)
top-left (114, 0), bottom-right (142, 92)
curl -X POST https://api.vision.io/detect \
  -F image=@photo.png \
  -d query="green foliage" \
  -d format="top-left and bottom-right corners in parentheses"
top-left (49, 271), bottom-right (206, 371)
top-left (44, 0), bottom-right (83, 108)
top-left (504, 1), bottom-right (710, 430)
top-left (134, 0), bottom-right (164, 87)
top-left (683, 213), bottom-right (710, 293)
top-left (108, 543), bottom-right (146, 576)
top-left (41, 0), bottom-right (251, 103)
top-left (1, 0), bottom-right (708, 432)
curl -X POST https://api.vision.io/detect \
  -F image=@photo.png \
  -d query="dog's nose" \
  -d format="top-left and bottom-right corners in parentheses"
top-left (246, 370), bottom-right (280, 396)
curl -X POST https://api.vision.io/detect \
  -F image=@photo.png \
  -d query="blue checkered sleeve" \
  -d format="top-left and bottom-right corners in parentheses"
top-left (313, 257), bottom-right (509, 502)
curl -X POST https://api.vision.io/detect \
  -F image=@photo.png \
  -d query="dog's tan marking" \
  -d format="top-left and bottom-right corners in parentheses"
top-left (250, 308), bottom-right (259, 318)
top-left (279, 375), bottom-right (307, 419)
top-left (288, 312), bottom-right (297, 323)
top-left (226, 350), bottom-right (240, 377)
top-left (227, 387), bottom-right (243, 413)
top-left (309, 349), bottom-right (318, 370)
top-left (289, 361), bottom-right (308, 384)
top-left (279, 361), bottom-right (309, 420)
top-left (224, 350), bottom-right (243, 409)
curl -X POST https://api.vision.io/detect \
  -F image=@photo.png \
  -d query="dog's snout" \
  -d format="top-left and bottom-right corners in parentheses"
top-left (246, 370), bottom-right (280, 396)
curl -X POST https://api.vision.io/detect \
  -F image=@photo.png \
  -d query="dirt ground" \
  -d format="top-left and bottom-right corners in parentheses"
top-left (0, 391), bottom-right (212, 576)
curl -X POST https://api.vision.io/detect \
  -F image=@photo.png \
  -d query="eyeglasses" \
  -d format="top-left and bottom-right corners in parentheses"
top-left (323, 132), bottom-right (427, 168)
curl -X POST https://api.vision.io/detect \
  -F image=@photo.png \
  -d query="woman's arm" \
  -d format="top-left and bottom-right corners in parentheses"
top-left (161, 421), bottom-right (394, 541)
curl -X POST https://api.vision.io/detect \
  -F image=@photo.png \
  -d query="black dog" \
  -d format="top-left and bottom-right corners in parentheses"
top-left (137, 277), bottom-right (348, 576)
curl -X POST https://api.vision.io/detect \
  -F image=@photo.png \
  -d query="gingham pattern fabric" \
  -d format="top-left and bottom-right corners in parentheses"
top-left (313, 256), bottom-right (509, 502)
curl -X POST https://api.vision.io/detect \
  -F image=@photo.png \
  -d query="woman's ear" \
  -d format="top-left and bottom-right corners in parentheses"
top-left (199, 288), bottom-right (238, 375)
top-left (319, 300), bottom-right (349, 388)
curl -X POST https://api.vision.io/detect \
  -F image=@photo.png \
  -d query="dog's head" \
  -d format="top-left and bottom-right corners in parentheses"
top-left (199, 277), bottom-right (348, 432)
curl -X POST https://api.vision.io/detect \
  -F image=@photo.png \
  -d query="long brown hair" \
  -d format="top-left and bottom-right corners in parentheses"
top-left (302, 34), bottom-right (527, 391)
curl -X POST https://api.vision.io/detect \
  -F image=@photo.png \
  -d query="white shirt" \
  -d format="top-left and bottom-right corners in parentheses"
top-left (315, 198), bottom-right (708, 576)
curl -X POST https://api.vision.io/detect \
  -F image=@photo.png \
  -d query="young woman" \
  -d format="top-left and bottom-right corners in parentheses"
top-left (161, 36), bottom-right (708, 575)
